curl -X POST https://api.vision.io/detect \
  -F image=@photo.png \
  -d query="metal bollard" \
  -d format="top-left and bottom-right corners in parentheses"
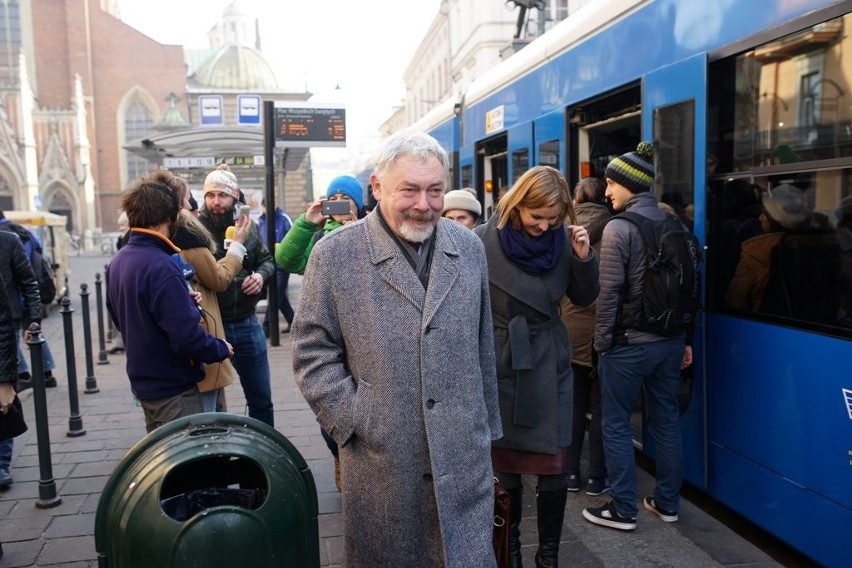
top-left (105, 264), bottom-right (114, 342)
top-left (95, 273), bottom-right (109, 365)
top-left (80, 283), bottom-right (100, 394)
top-left (60, 297), bottom-right (86, 437)
top-left (27, 322), bottom-right (62, 509)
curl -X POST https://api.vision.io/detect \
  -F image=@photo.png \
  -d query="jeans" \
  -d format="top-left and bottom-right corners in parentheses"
top-left (17, 336), bottom-right (56, 374)
top-left (569, 363), bottom-right (606, 480)
top-left (0, 438), bottom-right (11, 469)
top-left (262, 270), bottom-right (295, 328)
top-left (600, 339), bottom-right (684, 518)
top-left (224, 315), bottom-right (274, 426)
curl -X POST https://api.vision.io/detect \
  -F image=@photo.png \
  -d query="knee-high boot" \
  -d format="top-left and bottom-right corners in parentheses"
top-left (507, 485), bottom-right (524, 568)
top-left (534, 488), bottom-right (567, 568)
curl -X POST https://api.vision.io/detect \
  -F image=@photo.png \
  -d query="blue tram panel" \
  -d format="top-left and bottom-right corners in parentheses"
top-left (406, 2), bottom-right (852, 564)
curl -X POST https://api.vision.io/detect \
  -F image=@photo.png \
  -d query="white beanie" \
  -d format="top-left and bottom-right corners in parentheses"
top-left (443, 189), bottom-right (482, 217)
top-left (762, 184), bottom-right (812, 230)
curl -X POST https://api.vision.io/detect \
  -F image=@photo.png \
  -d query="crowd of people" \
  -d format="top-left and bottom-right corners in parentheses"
top-left (5, 130), bottom-right (765, 567)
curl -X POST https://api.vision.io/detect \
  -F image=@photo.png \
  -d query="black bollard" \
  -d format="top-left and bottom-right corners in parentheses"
top-left (80, 283), bottom-right (100, 394)
top-left (94, 273), bottom-right (109, 365)
top-left (104, 264), bottom-right (114, 342)
top-left (27, 322), bottom-right (62, 509)
top-left (60, 297), bottom-right (86, 437)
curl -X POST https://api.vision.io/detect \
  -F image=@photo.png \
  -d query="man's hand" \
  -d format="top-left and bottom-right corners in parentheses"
top-left (224, 340), bottom-right (234, 358)
top-left (240, 272), bottom-right (263, 296)
top-left (233, 212), bottom-right (251, 245)
top-left (0, 383), bottom-right (15, 415)
top-left (681, 345), bottom-right (693, 369)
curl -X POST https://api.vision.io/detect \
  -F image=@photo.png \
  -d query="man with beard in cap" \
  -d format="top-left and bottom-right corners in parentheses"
top-left (198, 164), bottom-right (276, 426)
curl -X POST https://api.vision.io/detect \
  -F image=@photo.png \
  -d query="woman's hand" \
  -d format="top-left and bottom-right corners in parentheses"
top-left (233, 211), bottom-right (251, 245)
top-left (567, 224), bottom-right (591, 259)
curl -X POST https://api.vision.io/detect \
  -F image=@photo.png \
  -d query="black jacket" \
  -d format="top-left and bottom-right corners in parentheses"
top-left (197, 212), bottom-right (275, 323)
top-left (0, 231), bottom-right (40, 383)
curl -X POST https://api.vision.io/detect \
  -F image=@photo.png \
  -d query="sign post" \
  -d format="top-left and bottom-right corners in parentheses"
top-left (263, 101), bottom-right (346, 346)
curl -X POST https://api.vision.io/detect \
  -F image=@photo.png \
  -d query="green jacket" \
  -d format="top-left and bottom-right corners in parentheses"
top-left (274, 213), bottom-right (343, 274)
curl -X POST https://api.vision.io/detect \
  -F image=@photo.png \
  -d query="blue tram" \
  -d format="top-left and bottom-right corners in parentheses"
top-left (410, 1), bottom-right (852, 565)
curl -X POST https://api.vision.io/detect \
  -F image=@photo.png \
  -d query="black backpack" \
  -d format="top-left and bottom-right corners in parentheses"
top-left (31, 249), bottom-right (57, 304)
top-left (616, 211), bottom-right (701, 337)
top-left (1, 222), bottom-right (56, 304)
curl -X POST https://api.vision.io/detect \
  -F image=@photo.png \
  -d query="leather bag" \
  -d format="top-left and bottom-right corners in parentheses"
top-left (493, 477), bottom-right (511, 568)
top-left (0, 396), bottom-right (28, 441)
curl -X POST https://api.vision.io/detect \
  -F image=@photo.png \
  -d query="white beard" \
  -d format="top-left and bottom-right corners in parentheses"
top-left (399, 219), bottom-right (437, 243)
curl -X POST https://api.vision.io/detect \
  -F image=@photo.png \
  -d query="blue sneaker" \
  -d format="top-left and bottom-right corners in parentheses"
top-left (585, 477), bottom-right (610, 496)
top-left (643, 496), bottom-right (678, 522)
top-left (566, 473), bottom-right (580, 492)
top-left (583, 501), bottom-right (636, 530)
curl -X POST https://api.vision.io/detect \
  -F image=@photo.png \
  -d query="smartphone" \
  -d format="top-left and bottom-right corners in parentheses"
top-left (322, 200), bottom-right (351, 216)
top-left (233, 204), bottom-right (250, 221)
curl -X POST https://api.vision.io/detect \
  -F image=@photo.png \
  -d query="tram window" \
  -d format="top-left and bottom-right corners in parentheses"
top-left (711, 14), bottom-right (851, 171)
top-left (706, 12), bottom-right (852, 339)
top-left (461, 165), bottom-right (472, 190)
top-left (512, 149), bottom-right (529, 184)
top-left (539, 140), bottom-right (559, 169)
top-left (654, 101), bottom-right (695, 230)
top-left (707, 169), bottom-right (852, 338)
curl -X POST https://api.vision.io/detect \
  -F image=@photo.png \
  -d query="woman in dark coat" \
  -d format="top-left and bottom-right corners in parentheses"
top-left (475, 166), bottom-right (600, 568)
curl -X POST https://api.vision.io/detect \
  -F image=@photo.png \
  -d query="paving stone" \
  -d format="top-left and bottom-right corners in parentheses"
top-left (44, 512), bottom-right (97, 538)
top-left (0, 538), bottom-right (42, 568)
top-left (37, 536), bottom-right (97, 564)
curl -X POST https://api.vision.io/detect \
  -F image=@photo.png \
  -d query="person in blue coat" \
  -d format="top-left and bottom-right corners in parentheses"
top-left (258, 199), bottom-right (294, 334)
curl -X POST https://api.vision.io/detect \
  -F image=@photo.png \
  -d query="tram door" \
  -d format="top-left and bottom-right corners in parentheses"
top-left (644, 53), bottom-right (708, 488)
top-left (476, 134), bottom-right (509, 221)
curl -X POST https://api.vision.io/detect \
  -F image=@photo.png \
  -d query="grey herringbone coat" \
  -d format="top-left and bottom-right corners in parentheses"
top-left (292, 213), bottom-right (502, 568)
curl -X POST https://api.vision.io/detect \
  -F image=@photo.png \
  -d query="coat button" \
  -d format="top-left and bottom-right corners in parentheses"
top-left (423, 473), bottom-right (433, 481)
top-left (426, 399), bottom-right (435, 409)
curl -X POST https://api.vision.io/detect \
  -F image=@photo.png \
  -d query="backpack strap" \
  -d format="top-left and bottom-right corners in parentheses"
top-left (615, 210), bottom-right (659, 253)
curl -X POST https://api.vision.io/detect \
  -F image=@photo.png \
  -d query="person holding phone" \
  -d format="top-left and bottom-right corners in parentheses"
top-left (474, 165), bottom-right (600, 567)
top-left (274, 174), bottom-right (364, 274)
top-left (198, 164), bottom-right (276, 427)
top-left (274, 174), bottom-right (364, 491)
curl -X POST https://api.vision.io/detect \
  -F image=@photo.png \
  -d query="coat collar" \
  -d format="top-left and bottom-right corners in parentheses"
top-left (363, 212), bottom-right (460, 323)
top-left (477, 215), bottom-right (561, 319)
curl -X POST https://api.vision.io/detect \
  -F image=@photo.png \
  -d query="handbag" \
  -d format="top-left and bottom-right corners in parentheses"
top-left (493, 477), bottom-right (511, 568)
top-left (0, 395), bottom-right (28, 441)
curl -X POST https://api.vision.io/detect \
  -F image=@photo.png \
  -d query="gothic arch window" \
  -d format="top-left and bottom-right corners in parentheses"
top-left (47, 189), bottom-right (74, 232)
top-left (0, 0), bottom-right (21, 86)
top-left (123, 98), bottom-right (154, 187)
top-left (0, 173), bottom-right (13, 210)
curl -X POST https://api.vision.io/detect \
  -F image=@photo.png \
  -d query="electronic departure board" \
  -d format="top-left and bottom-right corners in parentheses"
top-left (274, 105), bottom-right (346, 148)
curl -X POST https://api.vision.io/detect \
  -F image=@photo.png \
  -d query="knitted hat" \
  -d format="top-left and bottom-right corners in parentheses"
top-left (443, 189), bottom-right (481, 217)
top-left (605, 141), bottom-right (655, 193)
top-left (762, 184), bottom-right (812, 229)
top-left (325, 175), bottom-right (364, 210)
top-left (203, 164), bottom-right (240, 200)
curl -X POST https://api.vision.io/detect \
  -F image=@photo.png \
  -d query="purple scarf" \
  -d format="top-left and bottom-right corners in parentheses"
top-left (498, 223), bottom-right (565, 276)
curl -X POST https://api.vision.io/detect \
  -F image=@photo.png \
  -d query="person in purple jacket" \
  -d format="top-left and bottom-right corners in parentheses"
top-left (107, 175), bottom-right (233, 432)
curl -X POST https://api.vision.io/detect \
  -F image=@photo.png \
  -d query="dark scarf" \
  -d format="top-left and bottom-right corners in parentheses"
top-left (375, 205), bottom-right (436, 289)
top-left (498, 222), bottom-right (565, 276)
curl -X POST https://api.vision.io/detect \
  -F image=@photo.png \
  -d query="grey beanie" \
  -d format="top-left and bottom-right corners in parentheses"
top-left (762, 184), bottom-right (812, 229)
top-left (443, 189), bottom-right (482, 217)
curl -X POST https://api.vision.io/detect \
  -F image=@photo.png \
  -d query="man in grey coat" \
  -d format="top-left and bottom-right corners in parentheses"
top-left (292, 130), bottom-right (502, 568)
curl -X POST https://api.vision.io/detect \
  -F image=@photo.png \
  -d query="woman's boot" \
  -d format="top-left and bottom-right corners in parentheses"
top-left (534, 488), bottom-right (567, 568)
top-left (507, 485), bottom-right (524, 568)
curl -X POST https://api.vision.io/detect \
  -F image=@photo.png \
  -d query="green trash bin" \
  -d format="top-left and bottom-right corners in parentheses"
top-left (95, 413), bottom-right (319, 567)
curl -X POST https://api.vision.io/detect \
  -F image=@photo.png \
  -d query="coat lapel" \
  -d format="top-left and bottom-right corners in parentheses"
top-left (423, 220), bottom-right (460, 327)
top-left (365, 214), bottom-right (425, 311)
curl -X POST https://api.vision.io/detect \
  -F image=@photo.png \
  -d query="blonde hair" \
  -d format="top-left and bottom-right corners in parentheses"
top-left (175, 209), bottom-right (216, 253)
top-left (496, 166), bottom-right (575, 230)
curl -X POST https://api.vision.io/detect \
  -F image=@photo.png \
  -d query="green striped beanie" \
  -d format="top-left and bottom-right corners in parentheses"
top-left (605, 141), bottom-right (655, 193)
